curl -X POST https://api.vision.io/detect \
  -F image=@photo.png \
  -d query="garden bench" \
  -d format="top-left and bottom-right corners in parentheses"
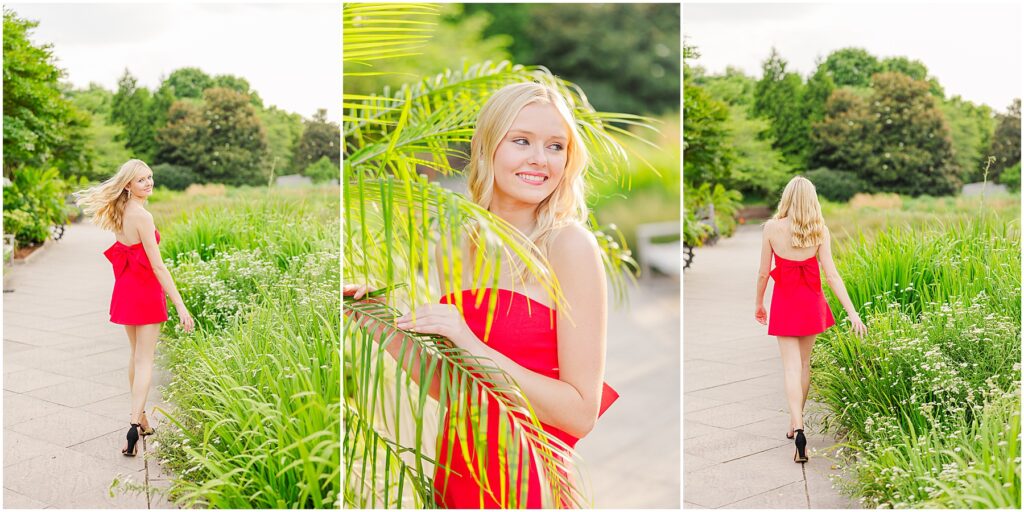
top-left (636, 220), bottom-right (681, 279)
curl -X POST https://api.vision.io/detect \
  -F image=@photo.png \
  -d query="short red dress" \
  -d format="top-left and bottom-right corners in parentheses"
top-left (104, 230), bottom-right (168, 325)
top-left (768, 251), bottom-right (835, 337)
top-left (432, 288), bottom-right (619, 509)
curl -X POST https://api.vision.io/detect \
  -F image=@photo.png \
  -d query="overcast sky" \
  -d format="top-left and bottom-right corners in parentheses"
top-left (684, 2), bottom-right (1022, 111)
top-left (7, 2), bottom-right (340, 122)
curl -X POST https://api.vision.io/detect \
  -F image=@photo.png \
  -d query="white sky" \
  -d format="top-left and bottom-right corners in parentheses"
top-left (6, 2), bottom-right (340, 122)
top-left (684, 1), bottom-right (1022, 111)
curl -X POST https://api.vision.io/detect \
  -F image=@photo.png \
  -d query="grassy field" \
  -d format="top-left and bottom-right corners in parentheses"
top-left (813, 194), bottom-right (1020, 508)
top-left (150, 185), bottom-right (340, 508)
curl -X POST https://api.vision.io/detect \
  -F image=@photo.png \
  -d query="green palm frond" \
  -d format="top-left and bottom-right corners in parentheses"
top-left (343, 3), bottom-right (440, 66)
top-left (344, 297), bottom-right (590, 508)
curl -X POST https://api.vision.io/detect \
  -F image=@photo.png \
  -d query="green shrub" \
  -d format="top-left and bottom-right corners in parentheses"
top-left (684, 181), bottom-right (742, 238)
top-left (2, 167), bottom-right (69, 245)
top-left (302, 156), bottom-right (339, 184)
top-left (804, 167), bottom-right (868, 202)
top-left (997, 161), bottom-right (1021, 191)
top-left (152, 163), bottom-right (201, 191)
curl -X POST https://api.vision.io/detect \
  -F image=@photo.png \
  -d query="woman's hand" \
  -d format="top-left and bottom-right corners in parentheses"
top-left (396, 304), bottom-right (477, 350)
top-left (754, 304), bottom-right (768, 325)
top-left (176, 304), bottom-right (195, 333)
top-left (343, 284), bottom-right (375, 301)
top-left (847, 312), bottom-right (868, 336)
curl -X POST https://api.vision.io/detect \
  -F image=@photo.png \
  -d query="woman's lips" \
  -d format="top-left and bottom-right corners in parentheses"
top-left (515, 172), bottom-right (548, 185)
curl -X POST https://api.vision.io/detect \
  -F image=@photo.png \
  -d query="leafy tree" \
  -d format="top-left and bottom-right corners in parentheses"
top-left (986, 99), bottom-right (1021, 182)
top-left (156, 88), bottom-right (268, 186)
top-left (213, 74), bottom-right (263, 107)
top-left (3, 9), bottom-right (91, 176)
top-left (752, 49), bottom-right (808, 165)
top-left (461, 3), bottom-right (533, 64)
top-left (683, 80), bottom-right (733, 186)
top-left (258, 106), bottom-right (305, 175)
top-left (302, 155), bottom-right (339, 184)
top-left (69, 85), bottom-right (132, 180)
top-left (941, 96), bottom-right (995, 182)
top-left (881, 56), bottom-right (928, 81)
top-left (293, 109), bottom-right (339, 171)
top-left (696, 66), bottom-right (757, 107)
top-left (110, 70), bottom-right (159, 161)
top-left (811, 73), bottom-right (961, 196)
top-left (820, 47), bottom-right (882, 88)
top-left (801, 64), bottom-right (835, 127)
top-left (722, 104), bottom-right (792, 198)
top-left (162, 67), bottom-right (213, 99)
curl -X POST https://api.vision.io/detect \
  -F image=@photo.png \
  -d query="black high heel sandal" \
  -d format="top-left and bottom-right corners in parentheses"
top-left (793, 429), bottom-right (808, 463)
top-left (122, 423), bottom-right (141, 457)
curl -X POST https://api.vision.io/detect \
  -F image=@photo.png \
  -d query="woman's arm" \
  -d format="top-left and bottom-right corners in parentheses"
top-left (818, 227), bottom-right (867, 335)
top-left (398, 224), bottom-right (608, 439)
top-left (133, 212), bottom-right (194, 332)
top-left (754, 222), bottom-right (773, 325)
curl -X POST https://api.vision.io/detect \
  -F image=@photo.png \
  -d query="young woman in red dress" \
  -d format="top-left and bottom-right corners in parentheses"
top-left (75, 159), bottom-right (194, 457)
top-left (754, 176), bottom-right (867, 463)
top-left (345, 82), bottom-right (618, 507)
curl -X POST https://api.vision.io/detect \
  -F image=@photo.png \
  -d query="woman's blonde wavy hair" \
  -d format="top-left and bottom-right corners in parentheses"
top-left (74, 159), bottom-right (151, 233)
top-left (773, 176), bottom-right (826, 248)
top-left (466, 82), bottom-right (589, 281)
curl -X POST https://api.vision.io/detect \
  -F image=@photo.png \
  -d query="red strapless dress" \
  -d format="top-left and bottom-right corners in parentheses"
top-left (768, 253), bottom-right (835, 336)
top-left (432, 288), bottom-right (619, 509)
top-left (103, 230), bottom-right (168, 325)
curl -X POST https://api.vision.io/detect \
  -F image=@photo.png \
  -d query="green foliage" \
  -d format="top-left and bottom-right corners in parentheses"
top-left (801, 65), bottom-right (836, 127)
top-left (811, 73), bottom-right (961, 196)
top-left (998, 162), bottom-right (1021, 191)
top-left (462, 3), bottom-right (680, 116)
top-left (684, 182), bottom-right (743, 238)
top-left (293, 109), bottom-right (340, 170)
top-left (163, 67), bottom-right (213, 99)
top-left (302, 156), bottom-right (339, 184)
top-left (2, 166), bottom-right (69, 245)
top-left (986, 99), bottom-right (1021, 183)
top-left (694, 66), bottom-right (757, 107)
top-left (803, 167), bottom-right (867, 202)
top-left (111, 70), bottom-right (160, 161)
top-left (941, 96), bottom-right (996, 182)
top-left (155, 189), bottom-right (339, 508)
top-left (3, 9), bottom-right (92, 176)
top-left (753, 48), bottom-right (809, 164)
top-left (258, 106), bottom-right (305, 176)
top-left (69, 85), bottom-right (132, 180)
top-left (683, 80), bottom-right (733, 185)
top-left (880, 55), bottom-right (928, 81)
top-left (156, 88), bottom-right (268, 186)
top-left (151, 163), bottom-right (200, 191)
top-left (820, 47), bottom-right (882, 88)
top-left (722, 104), bottom-right (792, 198)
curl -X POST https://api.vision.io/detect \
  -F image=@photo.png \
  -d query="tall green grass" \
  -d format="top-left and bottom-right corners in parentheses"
top-left (152, 188), bottom-right (340, 508)
top-left (814, 207), bottom-right (1021, 508)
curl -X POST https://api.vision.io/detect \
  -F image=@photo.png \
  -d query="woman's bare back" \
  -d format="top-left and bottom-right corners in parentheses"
top-left (764, 218), bottom-right (820, 261)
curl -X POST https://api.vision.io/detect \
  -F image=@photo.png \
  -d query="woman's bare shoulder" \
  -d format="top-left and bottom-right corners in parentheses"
top-left (550, 222), bottom-right (599, 254)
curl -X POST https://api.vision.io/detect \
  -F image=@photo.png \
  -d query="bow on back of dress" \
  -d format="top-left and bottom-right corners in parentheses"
top-left (103, 230), bottom-right (159, 278)
top-left (769, 254), bottom-right (822, 291)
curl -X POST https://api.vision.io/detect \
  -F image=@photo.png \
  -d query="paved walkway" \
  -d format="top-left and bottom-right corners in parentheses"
top-left (3, 221), bottom-right (176, 508)
top-left (576, 276), bottom-right (680, 509)
top-left (682, 225), bottom-right (858, 509)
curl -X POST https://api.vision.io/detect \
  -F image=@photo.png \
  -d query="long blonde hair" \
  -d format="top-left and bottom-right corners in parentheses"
top-left (466, 83), bottom-right (589, 273)
top-left (74, 159), bottom-right (151, 233)
top-left (773, 176), bottom-right (826, 248)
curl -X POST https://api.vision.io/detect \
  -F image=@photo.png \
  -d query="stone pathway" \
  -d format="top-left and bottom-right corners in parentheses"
top-left (3, 221), bottom-right (176, 509)
top-left (576, 276), bottom-right (680, 509)
top-left (682, 225), bottom-right (858, 509)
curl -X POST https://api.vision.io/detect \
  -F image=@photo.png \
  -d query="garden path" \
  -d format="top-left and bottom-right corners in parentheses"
top-left (3, 220), bottom-right (176, 509)
top-left (682, 224), bottom-right (860, 509)
top-left (576, 275), bottom-right (680, 508)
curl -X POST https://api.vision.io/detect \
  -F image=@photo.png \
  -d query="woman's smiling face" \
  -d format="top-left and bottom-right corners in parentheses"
top-left (490, 101), bottom-right (570, 209)
top-left (125, 167), bottom-right (154, 198)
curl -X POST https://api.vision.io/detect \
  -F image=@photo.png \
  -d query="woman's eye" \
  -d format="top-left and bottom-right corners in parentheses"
top-left (548, 143), bottom-right (564, 151)
top-left (512, 138), bottom-right (528, 146)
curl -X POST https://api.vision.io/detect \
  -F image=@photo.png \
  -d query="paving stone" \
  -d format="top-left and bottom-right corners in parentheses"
top-left (686, 402), bottom-right (784, 430)
top-left (3, 368), bottom-right (72, 393)
top-left (8, 407), bottom-right (124, 448)
top-left (3, 444), bottom-right (150, 508)
top-left (2, 488), bottom-right (50, 509)
top-left (24, 377), bottom-right (125, 408)
top-left (3, 391), bottom-right (72, 427)
top-left (684, 429), bottom-right (788, 464)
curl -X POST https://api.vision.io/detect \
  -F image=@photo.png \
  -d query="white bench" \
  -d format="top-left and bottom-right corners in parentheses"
top-left (636, 221), bottom-right (681, 278)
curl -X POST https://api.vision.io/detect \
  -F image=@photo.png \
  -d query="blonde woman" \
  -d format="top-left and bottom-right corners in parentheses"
top-left (75, 159), bottom-right (194, 457)
top-left (345, 82), bottom-right (618, 507)
top-left (754, 176), bottom-right (866, 463)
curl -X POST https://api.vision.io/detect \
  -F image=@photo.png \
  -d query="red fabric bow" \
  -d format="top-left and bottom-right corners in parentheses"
top-left (104, 243), bottom-right (153, 278)
top-left (770, 257), bottom-right (822, 291)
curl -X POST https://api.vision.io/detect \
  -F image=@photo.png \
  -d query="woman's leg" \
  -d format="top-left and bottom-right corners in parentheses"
top-left (129, 323), bottom-right (160, 425)
top-left (124, 325), bottom-right (137, 390)
top-left (797, 335), bottom-right (817, 411)
top-left (777, 336), bottom-right (804, 431)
